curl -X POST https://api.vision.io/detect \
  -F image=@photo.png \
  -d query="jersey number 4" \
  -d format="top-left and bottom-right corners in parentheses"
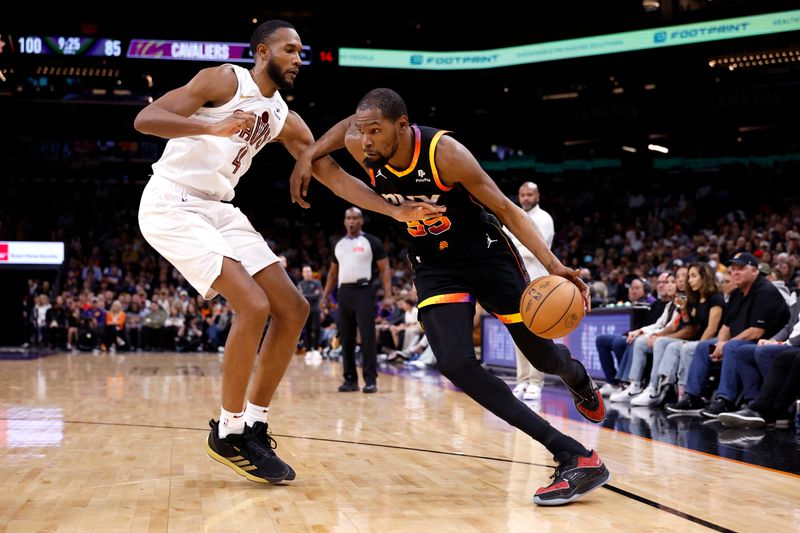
top-left (406, 216), bottom-right (452, 237)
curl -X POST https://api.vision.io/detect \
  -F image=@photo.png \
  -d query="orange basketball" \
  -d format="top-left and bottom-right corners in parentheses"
top-left (520, 275), bottom-right (585, 339)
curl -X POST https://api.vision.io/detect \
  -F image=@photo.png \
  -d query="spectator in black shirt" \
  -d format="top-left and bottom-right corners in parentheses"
top-left (656, 263), bottom-right (724, 405)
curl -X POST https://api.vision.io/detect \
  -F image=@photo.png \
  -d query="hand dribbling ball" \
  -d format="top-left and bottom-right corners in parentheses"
top-left (520, 275), bottom-right (584, 339)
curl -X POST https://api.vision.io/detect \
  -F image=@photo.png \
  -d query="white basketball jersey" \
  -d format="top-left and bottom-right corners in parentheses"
top-left (151, 64), bottom-right (289, 201)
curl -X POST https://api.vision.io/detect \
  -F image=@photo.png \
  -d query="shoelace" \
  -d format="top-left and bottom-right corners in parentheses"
top-left (548, 461), bottom-right (573, 482)
top-left (248, 428), bottom-right (278, 456)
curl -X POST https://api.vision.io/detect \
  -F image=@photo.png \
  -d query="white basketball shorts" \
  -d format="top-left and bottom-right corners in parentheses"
top-left (138, 175), bottom-right (278, 299)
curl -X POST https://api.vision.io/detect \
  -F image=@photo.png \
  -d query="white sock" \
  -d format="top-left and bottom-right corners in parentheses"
top-left (243, 401), bottom-right (269, 428)
top-left (218, 407), bottom-right (245, 438)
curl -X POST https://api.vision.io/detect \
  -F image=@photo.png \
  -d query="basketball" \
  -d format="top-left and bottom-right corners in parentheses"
top-left (520, 275), bottom-right (584, 339)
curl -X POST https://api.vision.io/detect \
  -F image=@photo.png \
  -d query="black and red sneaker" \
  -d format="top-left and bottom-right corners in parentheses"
top-left (564, 361), bottom-right (606, 423)
top-left (533, 450), bottom-right (610, 506)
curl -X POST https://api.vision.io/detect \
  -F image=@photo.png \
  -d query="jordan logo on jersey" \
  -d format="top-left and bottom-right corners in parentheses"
top-left (375, 169), bottom-right (387, 179)
top-left (486, 234), bottom-right (497, 248)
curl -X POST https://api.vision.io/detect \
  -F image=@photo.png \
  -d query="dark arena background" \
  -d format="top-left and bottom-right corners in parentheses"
top-left (1, 2), bottom-right (798, 531)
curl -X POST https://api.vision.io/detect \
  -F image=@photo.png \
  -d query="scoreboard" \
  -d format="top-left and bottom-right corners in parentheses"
top-left (2, 34), bottom-right (311, 65)
top-left (12, 35), bottom-right (123, 57)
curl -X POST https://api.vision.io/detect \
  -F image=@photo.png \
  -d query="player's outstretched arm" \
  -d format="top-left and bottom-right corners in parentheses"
top-left (134, 66), bottom-right (254, 139)
top-left (279, 112), bottom-right (445, 222)
top-left (435, 136), bottom-right (590, 310)
top-left (290, 115), bottom-right (354, 207)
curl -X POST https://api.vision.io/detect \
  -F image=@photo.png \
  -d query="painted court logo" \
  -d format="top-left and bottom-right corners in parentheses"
top-left (0, 243), bottom-right (7, 262)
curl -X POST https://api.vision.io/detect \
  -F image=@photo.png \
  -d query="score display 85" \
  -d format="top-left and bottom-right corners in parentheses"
top-left (16, 36), bottom-right (123, 57)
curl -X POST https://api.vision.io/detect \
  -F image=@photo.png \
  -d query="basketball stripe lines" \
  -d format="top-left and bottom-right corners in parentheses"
top-left (0, 416), bottom-right (735, 531)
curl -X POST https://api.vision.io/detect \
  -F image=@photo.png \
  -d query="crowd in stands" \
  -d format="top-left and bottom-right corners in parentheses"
top-left (595, 256), bottom-right (797, 426)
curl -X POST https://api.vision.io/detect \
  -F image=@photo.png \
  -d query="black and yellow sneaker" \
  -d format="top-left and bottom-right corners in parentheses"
top-left (206, 419), bottom-right (291, 483)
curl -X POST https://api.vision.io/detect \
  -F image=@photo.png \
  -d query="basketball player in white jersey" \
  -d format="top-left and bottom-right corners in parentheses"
top-left (135, 20), bottom-right (442, 484)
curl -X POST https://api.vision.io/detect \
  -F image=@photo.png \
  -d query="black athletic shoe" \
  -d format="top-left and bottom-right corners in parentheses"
top-left (533, 450), bottom-right (610, 506)
top-left (564, 360), bottom-right (606, 423)
top-left (665, 394), bottom-right (704, 415)
top-left (362, 382), bottom-right (377, 393)
top-left (338, 381), bottom-right (359, 392)
top-left (206, 420), bottom-right (290, 483)
top-left (718, 407), bottom-right (767, 429)
top-left (701, 396), bottom-right (734, 418)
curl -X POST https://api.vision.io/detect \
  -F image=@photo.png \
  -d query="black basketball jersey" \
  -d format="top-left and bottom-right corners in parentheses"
top-left (367, 125), bottom-right (491, 258)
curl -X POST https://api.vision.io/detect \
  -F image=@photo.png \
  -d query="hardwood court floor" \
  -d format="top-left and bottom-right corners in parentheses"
top-left (0, 352), bottom-right (797, 532)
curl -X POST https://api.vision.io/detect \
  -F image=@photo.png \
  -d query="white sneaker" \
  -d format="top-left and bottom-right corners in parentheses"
top-left (598, 383), bottom-right (621, 397)
top-left (630, 385), bottom-right (658, 406)
top-left (511, 383), bottom-right (527, 398)
top-left (304, 350), bottom-right (323, 365)
top-left (609, 382), bottom-right (642, 403)
top-left (523, 385), bottom-right (542, 401)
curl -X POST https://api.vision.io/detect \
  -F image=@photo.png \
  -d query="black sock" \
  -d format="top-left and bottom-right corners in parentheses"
top-left (539, 425), bottom-right (591, 459)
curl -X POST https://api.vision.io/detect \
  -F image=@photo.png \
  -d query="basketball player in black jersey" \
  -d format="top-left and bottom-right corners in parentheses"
top-left (290, 88), bottom-right (609, 505)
